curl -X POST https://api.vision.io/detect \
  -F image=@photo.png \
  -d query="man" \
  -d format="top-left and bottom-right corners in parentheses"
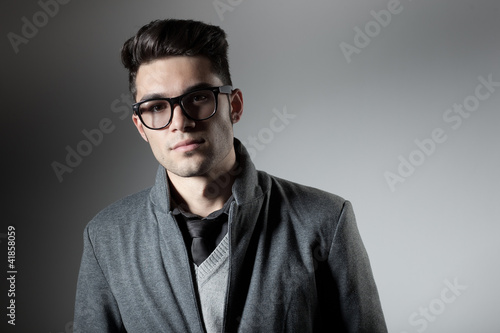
top-left (74, 19), bottom-right (387, 332)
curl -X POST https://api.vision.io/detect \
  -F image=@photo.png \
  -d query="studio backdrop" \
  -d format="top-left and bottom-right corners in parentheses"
top-left (1, 0), bottom-right (499, 332)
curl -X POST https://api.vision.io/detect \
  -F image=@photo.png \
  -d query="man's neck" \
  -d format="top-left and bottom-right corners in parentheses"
top-left (167, 152), bottom-right (237, 218)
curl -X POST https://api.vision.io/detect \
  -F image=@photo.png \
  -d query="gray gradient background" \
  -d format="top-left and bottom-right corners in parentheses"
top-left (1, 0), bottom-right (499, 332)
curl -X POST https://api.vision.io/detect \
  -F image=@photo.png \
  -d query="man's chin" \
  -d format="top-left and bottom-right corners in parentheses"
top-left (173, 169), bottom-right (204, 178)
top-left (165, 159), bottom-right (211, 178)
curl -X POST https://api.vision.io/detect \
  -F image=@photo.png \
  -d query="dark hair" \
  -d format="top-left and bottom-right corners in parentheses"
top-left (121, 19), bottom-right (232, 98)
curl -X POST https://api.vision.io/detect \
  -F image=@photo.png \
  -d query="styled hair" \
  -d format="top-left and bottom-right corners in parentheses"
top-left (121, 19), bottom-right (232, 98)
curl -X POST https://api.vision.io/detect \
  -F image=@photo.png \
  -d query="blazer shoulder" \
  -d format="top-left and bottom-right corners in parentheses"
top-left (86, 187), bottom-right (152, 233)
top-left (265, 173), bottom-right (348, 217)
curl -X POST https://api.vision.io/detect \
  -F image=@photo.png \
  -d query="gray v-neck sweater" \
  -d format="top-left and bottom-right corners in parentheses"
top-left (194, 234), bottom-right (229, 333)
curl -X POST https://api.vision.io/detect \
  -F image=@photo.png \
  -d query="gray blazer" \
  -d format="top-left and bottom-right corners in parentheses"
top-left (74, 139), bottom-right (387, 332)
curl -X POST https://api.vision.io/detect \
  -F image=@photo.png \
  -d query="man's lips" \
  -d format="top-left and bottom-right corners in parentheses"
top-left (172, 139), bottom-right (205, 152)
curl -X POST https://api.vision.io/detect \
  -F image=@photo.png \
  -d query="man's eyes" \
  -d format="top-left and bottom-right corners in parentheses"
top-left (142, 101), bottom-right (169, 113)
top-left (192, 94), bottom-right (208, 101)
top-left (185, 92), bottom-right (212, 104)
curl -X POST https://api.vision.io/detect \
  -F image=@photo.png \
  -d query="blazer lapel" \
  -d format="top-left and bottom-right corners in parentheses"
top-left (223, 139), bottom-right (270, 332)
top-left (151, 165), bottom-right (205, 332)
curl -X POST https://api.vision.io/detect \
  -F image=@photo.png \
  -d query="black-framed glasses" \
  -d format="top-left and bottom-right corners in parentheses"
top-left (132, 85), bottom-right (233, 130)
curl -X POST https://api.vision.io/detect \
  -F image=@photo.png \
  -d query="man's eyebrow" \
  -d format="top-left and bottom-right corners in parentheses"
top-left (138, 92), bottom-right (166, 102)
top-left (138, 82), bottom-right (215, 102)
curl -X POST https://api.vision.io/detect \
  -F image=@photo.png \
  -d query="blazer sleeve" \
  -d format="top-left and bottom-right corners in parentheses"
top-left (327, 200), bottom-right (388, 333)
top-left (73, 224), bottom-right (125, 333)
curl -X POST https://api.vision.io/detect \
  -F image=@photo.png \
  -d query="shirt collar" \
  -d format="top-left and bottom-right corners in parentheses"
top-left (171, 194), bottom-right (234, 220)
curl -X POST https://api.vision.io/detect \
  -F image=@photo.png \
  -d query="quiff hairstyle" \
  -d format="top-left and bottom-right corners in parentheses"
top-left (121, 19), bottom-right (232, 98)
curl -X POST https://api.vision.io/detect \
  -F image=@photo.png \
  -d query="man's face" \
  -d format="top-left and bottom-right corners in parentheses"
top-left (133, 56), bottom-right (243, 179)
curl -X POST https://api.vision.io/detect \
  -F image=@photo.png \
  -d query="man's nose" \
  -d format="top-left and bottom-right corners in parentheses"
top-left (169, 104), bottom-right (195, 131)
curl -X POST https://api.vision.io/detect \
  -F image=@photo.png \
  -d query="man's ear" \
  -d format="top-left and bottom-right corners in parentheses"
top-left (229, 88), bottom-right (243, 124)
top-left (132, 114), bottom-right (149, 142)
